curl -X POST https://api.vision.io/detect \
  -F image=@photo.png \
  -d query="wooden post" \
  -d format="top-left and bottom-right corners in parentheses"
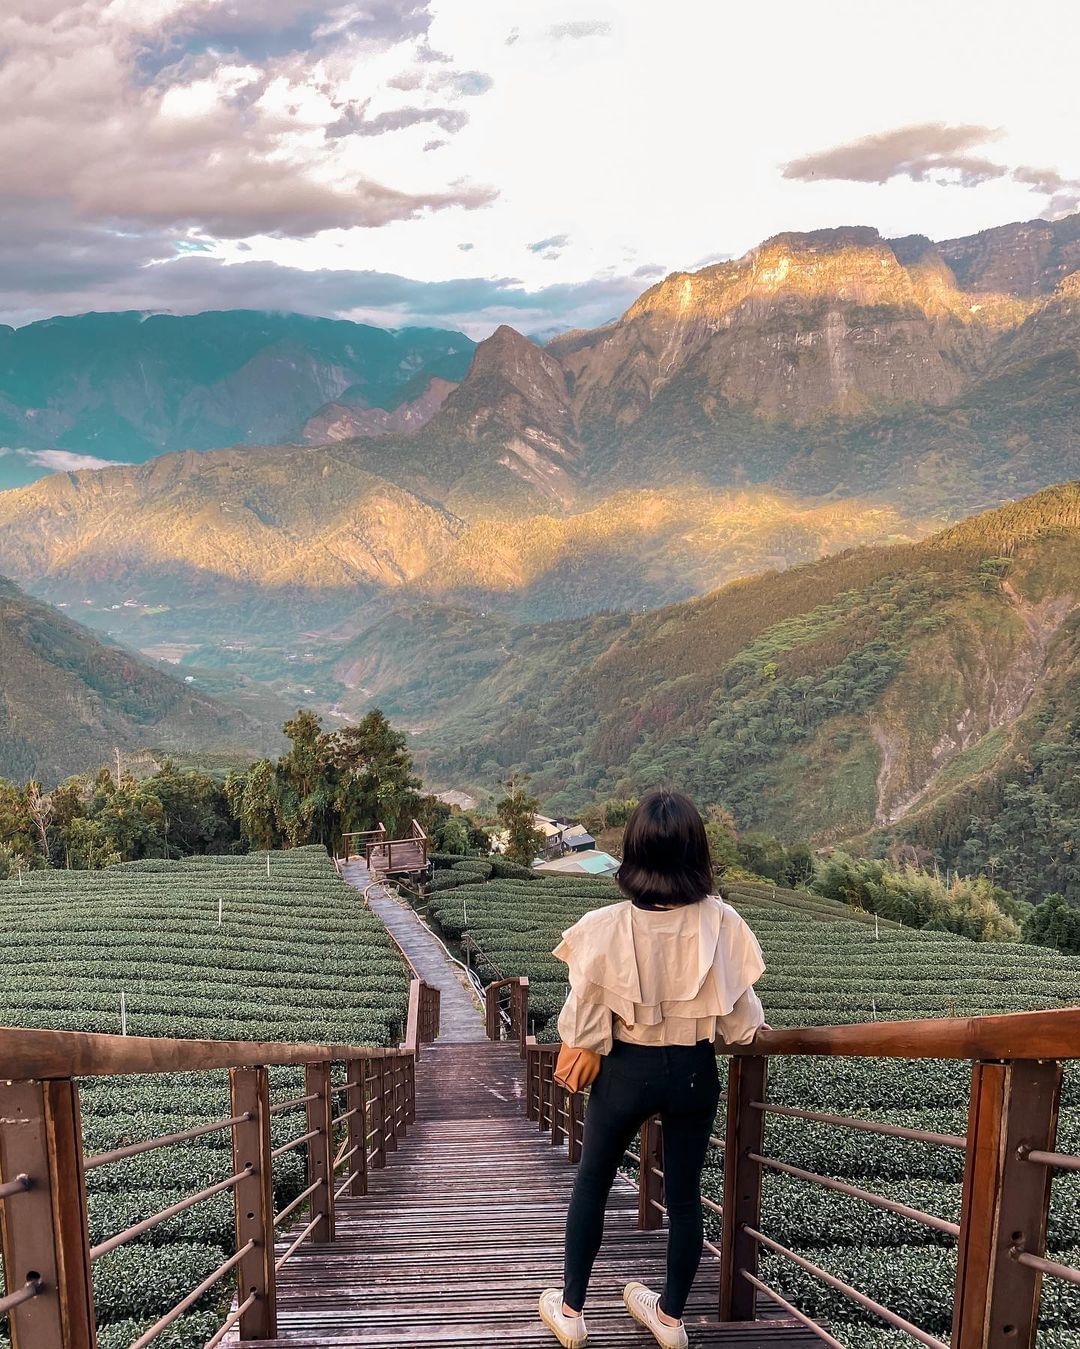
top-left (304, 1062), bottom-right (334, 1243)
top-left (380, 1057), bottom-right (396, 1153)
top-left (229, 1066), bottom-right (277, 1339)
top-left (551, 1080), bottom-right (566, 1147)
top-left (568, 1090), bottom-right (583, 1164)
top-left (517, 979), bottom-right (530, 1057)
top-left (0, 1079), bottom-right (96, 1349)
top-left (639, 1117), bottom-right (665, 1230)
top-left (538, 1054), bottom-right (552, 1133)
top-left (485, 984), bottom-right (498, 1041)
top-left (406, 1053), bottom-right (417, 1126)
top-left (524, 1047), bottom-right (537, 1120)
top-left (720, 1055), bottom-right (768, 1320)
top-left (394, 1055), bottom-right (407, 1141)
top-left (345, 1058), bottom-right (368, 1198)
top-left (952, 1059), bottom-right (1063, 1349)
top-left (368, 1060), bottom-right (387, 1170)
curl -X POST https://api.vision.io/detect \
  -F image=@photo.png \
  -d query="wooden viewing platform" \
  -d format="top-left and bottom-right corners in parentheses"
top-left (340, 821), bottom-right (428, 877)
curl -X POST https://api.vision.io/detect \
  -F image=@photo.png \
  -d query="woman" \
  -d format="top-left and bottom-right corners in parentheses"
top-left (538, 789), bottom-right (767, 1349)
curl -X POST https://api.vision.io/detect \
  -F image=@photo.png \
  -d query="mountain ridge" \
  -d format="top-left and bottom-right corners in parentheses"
top-left (411, 482), bottom-right (1080, 849)
top-left (0, 310), bottom-right (475, 490)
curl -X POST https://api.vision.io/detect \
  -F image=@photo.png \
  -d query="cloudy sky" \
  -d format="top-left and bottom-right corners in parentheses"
top-left (2, 0), bottom-right (1078, 337)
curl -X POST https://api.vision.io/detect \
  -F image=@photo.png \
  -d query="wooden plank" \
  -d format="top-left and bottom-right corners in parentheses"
top-left (733, 1006), bottom-right (1080, 1062)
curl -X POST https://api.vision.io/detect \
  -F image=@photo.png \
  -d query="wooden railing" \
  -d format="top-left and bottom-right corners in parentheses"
top-left (342, 820), bottom-right (428, 875)
top-left (406, 977), bottom-right (441, 1049)
top-left (498, 979), bottom-right (1080, 1349)
top-left (484, 976), bottom-right (530, 1055)
top-left (341, 826), bottom-right (386, 864)
top-left (0, 977), bottom-right (439, 1349)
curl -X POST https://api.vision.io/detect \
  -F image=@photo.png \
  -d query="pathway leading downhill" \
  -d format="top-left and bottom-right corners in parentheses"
top-left (241, 859), bottom-right (815, 1346)
top-left (339, 858), bottom-right (487, 1042)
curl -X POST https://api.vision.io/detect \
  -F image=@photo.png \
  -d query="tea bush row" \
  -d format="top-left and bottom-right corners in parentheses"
top-left (415, 870), bottom-right (1080, 1345)
top-left (0, 847), bottom-right (410, 1348)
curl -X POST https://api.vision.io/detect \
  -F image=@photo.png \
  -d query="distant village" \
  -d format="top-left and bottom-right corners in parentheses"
top-left (435, 792), bottom-right (619, 876)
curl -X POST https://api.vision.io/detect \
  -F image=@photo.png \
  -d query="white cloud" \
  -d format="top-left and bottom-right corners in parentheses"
top-left (0, 0), bottom-right (1078, 336)
top-left (1, 448), bottom-right (124, 473)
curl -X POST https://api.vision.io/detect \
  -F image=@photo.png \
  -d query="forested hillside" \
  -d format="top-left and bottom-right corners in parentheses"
top-left (418, 484), bottom-right (1080, 855)
top-left (0, 578), bottom-right (276, 784)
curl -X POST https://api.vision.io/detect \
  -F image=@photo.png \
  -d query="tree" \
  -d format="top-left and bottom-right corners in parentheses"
top-left (1024, 894), bottom-right (1080, 954)
top-left (0, 779), bottom-right (39, 870)
top-left (704, 803), bottom-right (740, 875)
top-left (225, 707), bottom-right (424, 854)
top-left (138, 762), bottom-right (239, 857)
top-left (24, 781), bottom-right (53, 863)
top-left (496, 777), bottom-right (543, 866)
top-left (330, 710), bottom-right (421, 838)
top-left (226, 759), bottom-right (279, 851)
top-left (434, 814), bottom-right (470, 855)
top-left (277, 711), bottom-right (337, 848)
top-left (811, 850), bottom-right (1021, 941)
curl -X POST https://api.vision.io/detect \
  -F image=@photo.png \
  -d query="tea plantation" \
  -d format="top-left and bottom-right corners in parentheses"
top-left (424, 857), bottom-right (1080, 1348)
top-left (0, 847), bottom-right (410, 1349)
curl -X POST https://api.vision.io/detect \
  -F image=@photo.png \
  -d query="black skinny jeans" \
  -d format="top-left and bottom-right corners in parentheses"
top-left (562, 1038), bottom-right (721, 1318)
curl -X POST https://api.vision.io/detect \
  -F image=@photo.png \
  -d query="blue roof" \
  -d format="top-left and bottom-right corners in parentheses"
top-left (577, 852), bottom-right (619, 874)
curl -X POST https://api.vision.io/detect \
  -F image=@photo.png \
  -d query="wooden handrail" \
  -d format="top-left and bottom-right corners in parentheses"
top-left (0, 1041), bottom-right (415, 1349)
top-left (402, 978), bottom-right (440, 1058)
top-left (508, 979), bottom-right (1080, 1349)
top-left (730, 1005), bottom-right (1080, 1061)
top-left (0, 980), bottom-right (441, 1347)
top-left (0, 1025), bottom-right (398, 1080)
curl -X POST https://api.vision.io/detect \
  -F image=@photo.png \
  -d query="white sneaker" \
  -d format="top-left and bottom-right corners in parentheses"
top-left (623, 1282), bottom-right (688, 1349)
top-left (539, 1289), bottom-right (588, 1348)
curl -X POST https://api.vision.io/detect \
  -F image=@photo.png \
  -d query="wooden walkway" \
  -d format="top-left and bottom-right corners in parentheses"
top-left (340, 859), bottom-right (487, 1041)
top-left (248, 1040), bottom-right (818, 1346)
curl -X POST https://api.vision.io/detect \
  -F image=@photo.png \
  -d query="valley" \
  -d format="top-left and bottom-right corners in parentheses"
top-left (0, 576), bottom-right (283, 784)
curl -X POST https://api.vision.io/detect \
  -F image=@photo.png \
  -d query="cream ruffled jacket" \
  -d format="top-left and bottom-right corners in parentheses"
top-left (552, 895), bottom-right (766, 1054)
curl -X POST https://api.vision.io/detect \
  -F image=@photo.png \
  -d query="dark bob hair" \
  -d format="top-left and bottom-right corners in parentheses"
top-left (615, 789), bottom-right (713, 910)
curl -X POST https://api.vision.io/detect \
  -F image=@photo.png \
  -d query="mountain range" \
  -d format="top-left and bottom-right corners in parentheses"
top-left (0, 310), bottom-right (475, 490)
top-left (409, 484), bottom-right (1080, 881)
top-left (2, 209), bottom-right (1080, 838)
